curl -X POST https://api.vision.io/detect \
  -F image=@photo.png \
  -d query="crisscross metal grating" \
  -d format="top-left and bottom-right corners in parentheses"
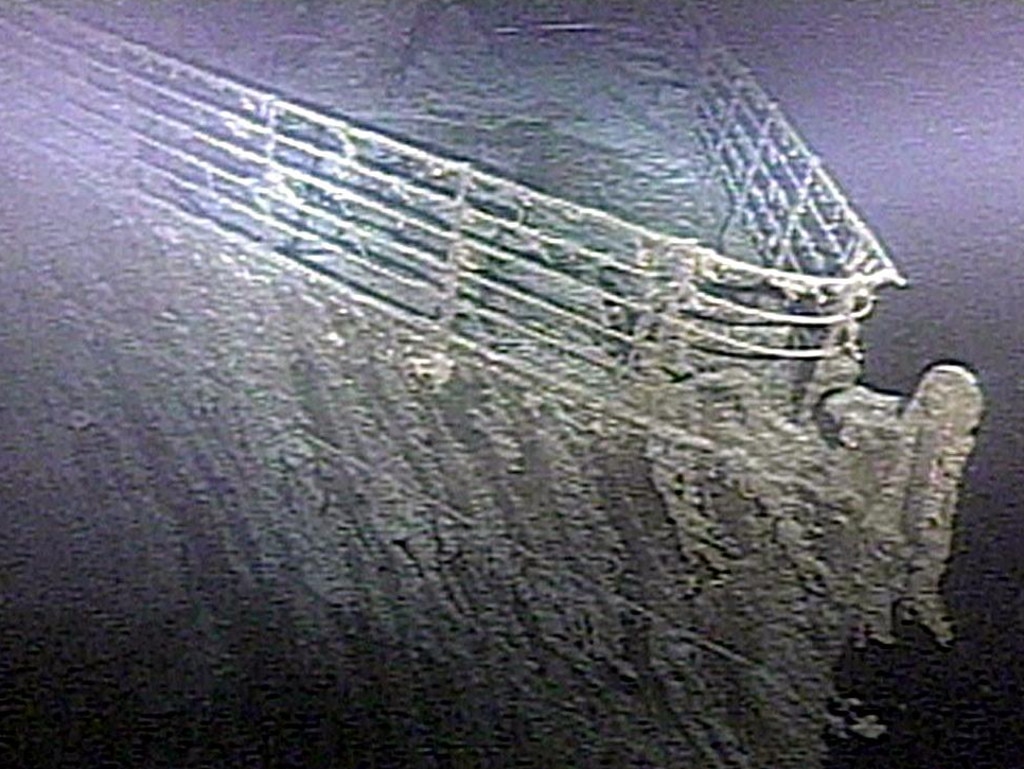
top-left (694, 44), bottom-right (903, 286)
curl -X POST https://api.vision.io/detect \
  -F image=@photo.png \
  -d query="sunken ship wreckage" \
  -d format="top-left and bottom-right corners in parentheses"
top-left (0, 2), bottom-right (983, 766)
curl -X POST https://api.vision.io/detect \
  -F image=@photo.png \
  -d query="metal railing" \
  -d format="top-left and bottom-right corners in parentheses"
top-left (694, 42), bottom-right (903, 286)
top-left (2, 4), bottom-right (904, 380)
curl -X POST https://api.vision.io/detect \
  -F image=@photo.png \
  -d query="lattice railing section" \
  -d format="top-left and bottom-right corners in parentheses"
top-left (694, 45), bottom-right (904, 288)
top-left (3, 5), bottom-right (904, 386)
